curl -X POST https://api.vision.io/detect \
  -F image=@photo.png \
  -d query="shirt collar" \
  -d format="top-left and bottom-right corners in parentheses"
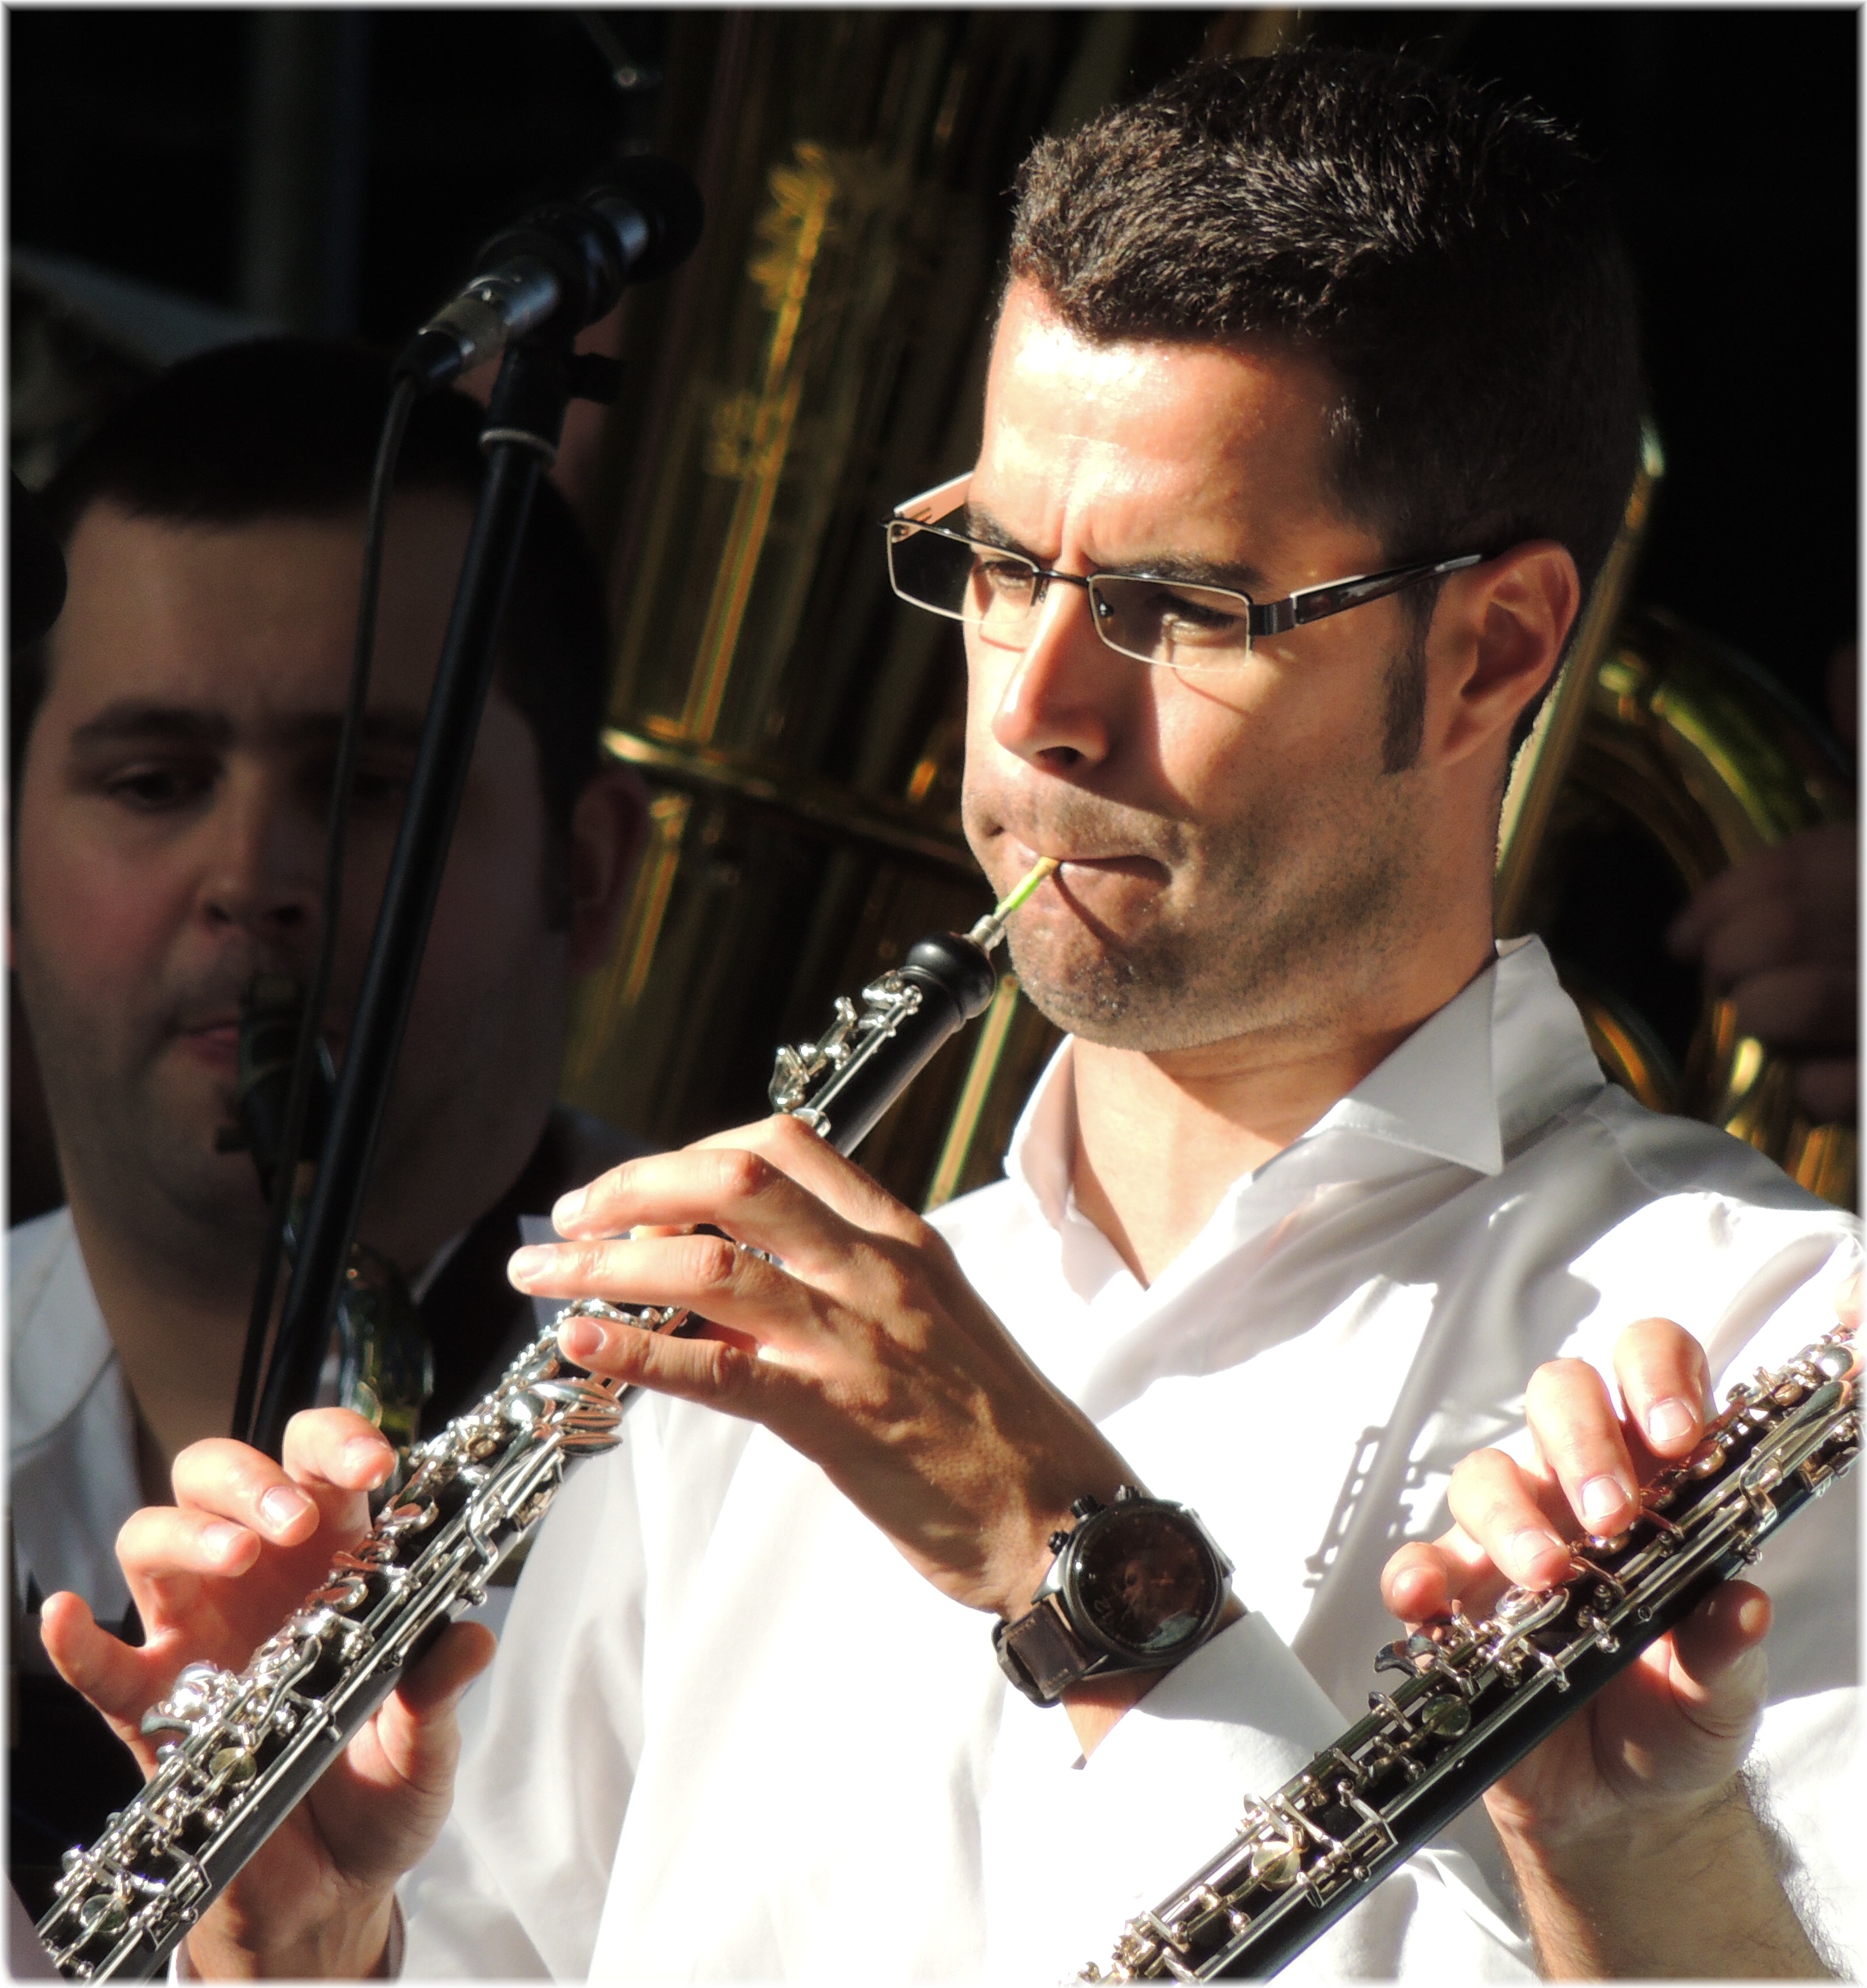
top-left (1001, 935), bottom-right (1604, 1222)
top-left (8, 1208), bottom-right (119, 1455)
top-left (1293, 955), bottom-right (1506, 1176)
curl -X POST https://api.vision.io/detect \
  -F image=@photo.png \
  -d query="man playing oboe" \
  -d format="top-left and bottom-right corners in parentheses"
top-left (46, 48), bottom-right (1857, 1980)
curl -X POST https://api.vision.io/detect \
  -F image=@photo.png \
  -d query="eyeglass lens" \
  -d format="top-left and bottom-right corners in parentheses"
top-left (888, 523), bottom-right (1254, 671)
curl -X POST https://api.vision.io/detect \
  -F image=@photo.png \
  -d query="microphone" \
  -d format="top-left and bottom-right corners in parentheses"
top-left (396, 155), bottom-right (702, 388)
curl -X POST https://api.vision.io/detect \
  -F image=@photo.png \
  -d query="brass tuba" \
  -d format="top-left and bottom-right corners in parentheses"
top-left (1497, 433), bottom-right (1855, 1205)
top-left (560, 15), bottom-right (1856, 1214)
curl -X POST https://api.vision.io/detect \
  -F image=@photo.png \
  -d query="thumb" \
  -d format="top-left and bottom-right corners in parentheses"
top-left (39, 1589), bottom-right (161, 1749)
top-left (375, 1623), bottom-right (498, 1796)
top-left (1666, 1581), bottom-right (1772, 1746)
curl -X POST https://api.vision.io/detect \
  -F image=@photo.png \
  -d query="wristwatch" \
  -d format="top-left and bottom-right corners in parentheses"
top-left (993, 1485), bottom-right (1236, 1706)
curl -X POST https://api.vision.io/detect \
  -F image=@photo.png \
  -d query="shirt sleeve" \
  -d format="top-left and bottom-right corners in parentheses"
top-left (981, 1611), bottom-right (1535, 1982)
top-left (400, 1434), bottom-right (649, 1979)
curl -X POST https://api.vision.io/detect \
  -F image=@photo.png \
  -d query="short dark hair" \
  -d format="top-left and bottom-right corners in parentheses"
top-left (19, 337), bottom-right (611, 843)
top-left (1008, 50), bottom-right (1643, 606)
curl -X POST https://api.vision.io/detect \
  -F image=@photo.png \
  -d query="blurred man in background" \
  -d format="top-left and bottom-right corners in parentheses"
top-left (8, 338), bottom-right (645, 1905)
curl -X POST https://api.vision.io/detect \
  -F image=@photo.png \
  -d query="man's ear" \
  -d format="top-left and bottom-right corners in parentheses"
top-left (1428, 540), bottom-right (1580, 765)
top-left (564, 761), bottom-right (651, 975)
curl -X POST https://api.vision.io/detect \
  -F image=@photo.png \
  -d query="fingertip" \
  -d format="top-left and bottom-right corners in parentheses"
top-left (1834, 1272), bottom-right (1861, 1334)
top-left (341, 1434), bottom-right (395, 1489)
top-left (559, 1315), bottom-right (604, 1362)
top-left (1721, 1579), bottom-right (1773, 1646)
top-left (508, 1244), bottom-right (553, 1290)
top-left (203, 1519), bottom-right (261, 1571)
top-left (1640, 1395), bottom-right (1700, 1452)
top-left (259, 1483), bottom-right (318, 1543)
top-left (1507, 1523), bottom-right (1565, 1583)
top-left (458, 1621), bottom-right (499, 1672)
top-left (1615, 1319), bottom-right (1710, 1455)
top-left (1672, 1579), bottom-right (1774, 1689)
top-left (1382, 1563), bottom-right (1438, 1620)
top-left (398, 1620), bottom-right (498, 1715)
top-left (36, 1588), bottom-right (96, 1662)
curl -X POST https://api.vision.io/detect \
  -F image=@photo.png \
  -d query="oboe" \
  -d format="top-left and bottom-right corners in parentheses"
top-left (1088, 1322), bottom-right (1859, 1983)
top-left (34, 859), bottom-right (1058, 1984)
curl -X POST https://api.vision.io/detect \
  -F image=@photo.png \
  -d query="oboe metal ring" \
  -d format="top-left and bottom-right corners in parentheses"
top-left (560, 1297), bottom-right (675, 1330)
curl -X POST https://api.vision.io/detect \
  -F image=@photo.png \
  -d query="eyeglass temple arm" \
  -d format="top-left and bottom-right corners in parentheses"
top-left (1268, 553), bottom-right (1486, 635)
top-left (892, 470), bottom-right (973, 527)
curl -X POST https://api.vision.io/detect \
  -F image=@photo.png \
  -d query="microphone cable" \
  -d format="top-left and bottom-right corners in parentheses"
top-left (232, 373), bottom-right (420, 1446)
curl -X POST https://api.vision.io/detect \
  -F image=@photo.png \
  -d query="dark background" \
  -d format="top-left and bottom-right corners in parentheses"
top-left (9, 7), bottom-right (1858, 724)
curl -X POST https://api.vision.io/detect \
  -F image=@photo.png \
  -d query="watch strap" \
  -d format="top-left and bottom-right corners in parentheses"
top-left (994, 1594), bottom-right (1104, 1705)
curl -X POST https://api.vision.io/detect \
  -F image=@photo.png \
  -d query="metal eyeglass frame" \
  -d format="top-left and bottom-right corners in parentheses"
top-left (885, 471), bottom-right (1486, 664)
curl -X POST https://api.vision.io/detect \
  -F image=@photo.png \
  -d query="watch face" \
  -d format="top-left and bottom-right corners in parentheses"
top-left (1069, 1505), bottom-right (1221, 1660)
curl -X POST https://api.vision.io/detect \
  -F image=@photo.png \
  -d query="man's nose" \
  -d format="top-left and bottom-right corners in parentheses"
top-left (986, 580), bottom-right (1125, 770)
top-left (197, 776), bottom-right (322, 945)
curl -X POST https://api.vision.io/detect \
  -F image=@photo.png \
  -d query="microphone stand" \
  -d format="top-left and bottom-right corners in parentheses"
top-left (250, 334), bottom-right (607, 1458)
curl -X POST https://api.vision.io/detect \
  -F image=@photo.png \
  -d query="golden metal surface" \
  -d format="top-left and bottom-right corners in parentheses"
top-left (600, 724), bottom-right (975, 877)
top-left (925, 972), bottom-right (1026, 1211)
top-left (563, 14), bottom-right (1090, 1205)
top-left (1496, 424), bottom-right (1664, 933)
top-left (1522, 607), bottom-right (1855, 1205)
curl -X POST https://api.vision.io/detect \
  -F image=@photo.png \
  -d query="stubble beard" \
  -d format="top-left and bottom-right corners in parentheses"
top-left (993, 770), bottom-right (1424, 1057)
top-left (13, 963), bottom-right (274, 1293)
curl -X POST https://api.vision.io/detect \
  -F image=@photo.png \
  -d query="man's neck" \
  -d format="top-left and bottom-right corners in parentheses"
top-left (63, 1188), bottom-right (258, 1476)
top-left (1068, 942), bottom-right (1494, 1286)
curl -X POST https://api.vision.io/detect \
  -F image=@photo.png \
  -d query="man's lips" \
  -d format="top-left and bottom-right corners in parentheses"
top-left (1000, 837), bottom-right (1167, 889)
top-left (171, 1018), bottom-right (242, 1062)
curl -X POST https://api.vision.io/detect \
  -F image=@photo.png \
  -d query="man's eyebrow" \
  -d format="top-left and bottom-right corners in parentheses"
top-left (68, 704), bottom-right (231, 751)
top-left (960, 504), bottom-right (1035, 556)
top-left (66, 704), bottom-right (431, 752)
top-left (961, 504), bottom-right (1271, 594)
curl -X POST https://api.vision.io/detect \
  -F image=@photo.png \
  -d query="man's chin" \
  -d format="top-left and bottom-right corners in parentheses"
top-left (1007, 927), bottom-right (1298, 1055)
top-left (151, 1156), bottom-right (275, 1232)
top-left (126, 1104), bottom-right (275, 1236)
top-left (1007, 930), bottom-right (1169, 1046)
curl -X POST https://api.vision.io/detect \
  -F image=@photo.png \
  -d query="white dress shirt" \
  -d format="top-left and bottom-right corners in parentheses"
top-left (9, 1208), bottom-right (141, 1625)
top-left (402, 938), bottom-right (1859, 1980)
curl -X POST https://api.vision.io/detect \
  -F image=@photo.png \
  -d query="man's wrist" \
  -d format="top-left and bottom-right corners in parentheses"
top-left (182, 1893), bottom-right (399, 1980)
top-left (1489, 1773), bottom-right (1741, 1871)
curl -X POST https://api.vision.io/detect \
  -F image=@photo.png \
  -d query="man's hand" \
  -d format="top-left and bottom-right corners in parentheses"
top-left (510, 1116), bottom-right (1149, 1740)
top-left (1381, 1319), bottom-right (1828, 1976)
top-left (1668, 820), bottom-right (1858, 1122)
top-left (40, 1411), bottom-right (494, 1978)
top-left (511, 1115), bottom-right (1132, 1622)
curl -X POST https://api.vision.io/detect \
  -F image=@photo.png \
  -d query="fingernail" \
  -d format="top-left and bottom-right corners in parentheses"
top-left (204, 1521), bottom-right (247, 1561)
top-left (1580, 1475), bottom-right (1629, 1529)
top-left (260, 1486), bottom-right (310, 1533)
top-left (1510, 1527), bottom-right (1565, 1579)
top-left (344, 1436), bottom-right (390, 1482)
top-left (508, 1245), bottom-right (551, 1286)
top-left (1646, 1397), bottom-right (1695, 1445)
top-left (552, 1187), bottom-right (586, 1227)
top-left (559, 1317), bottom-right (603, 1361)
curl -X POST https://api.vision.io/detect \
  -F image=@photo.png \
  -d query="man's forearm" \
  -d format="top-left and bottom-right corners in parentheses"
top-left (1498, 1779), bottom-right (1828, 1980)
